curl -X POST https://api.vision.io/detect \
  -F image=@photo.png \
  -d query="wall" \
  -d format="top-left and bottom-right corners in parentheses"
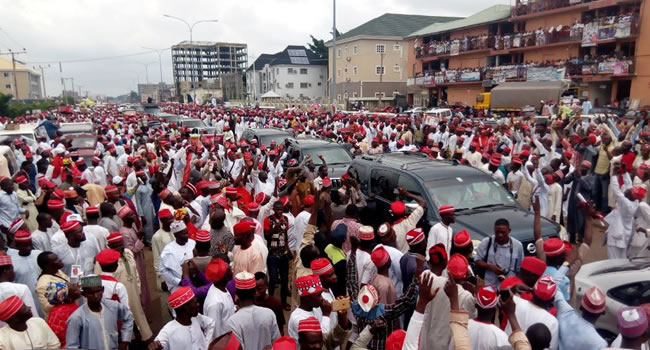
top-left (523, 44), bottom-right (580, 62)
top-left (329, 38), bottom-right (408, 83)
top-left (450, 24), bottom-right (490, 40)
top-left (630, 0), bottom-right (650, 107)
top-left (407, 38), bottom-right (420, 78)
top-left (273, 64), bottom-right (328, 99)
top-left (449, 52), bottom-right (489, 70)
top-left (0, 71), bottom-right (39, 99)
top-left (447, 85), bottom-right (483, 106)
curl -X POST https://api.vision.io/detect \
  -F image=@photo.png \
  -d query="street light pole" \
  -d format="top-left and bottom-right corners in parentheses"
top-left (142, 47), bottom-right (169, 102)
top-left (332, 0), bottom-right (337, 110)
top-left (34, 64), bottom-right (50, 99)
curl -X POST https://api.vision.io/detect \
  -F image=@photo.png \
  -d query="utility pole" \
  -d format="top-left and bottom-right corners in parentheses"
top-left (332, 0), bottom-right (337, 109)
top-left (34, 64), bottom-right (51, 98)
top-left (0, 49), bottom-right (27, 100)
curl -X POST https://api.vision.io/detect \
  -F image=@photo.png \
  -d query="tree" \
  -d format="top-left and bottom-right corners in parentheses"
top-left (0, 93), bottom-right (12, 117)
top-left (128, 90), bottom-right (140, 103)
top-left (308, 30), bottom-right (342, 60)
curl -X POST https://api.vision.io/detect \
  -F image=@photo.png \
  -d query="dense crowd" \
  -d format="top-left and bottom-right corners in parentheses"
top-left (0, 101), bottom-right (648, 350)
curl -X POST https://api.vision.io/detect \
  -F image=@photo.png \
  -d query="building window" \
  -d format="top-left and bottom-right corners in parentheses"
top-left (393, 91), bottom-right (400, 96)
top-left (352, 92), bottom-right (358, 98)
top-left (4, 84), bottom-right (10, 89)
top-left (393, 64), bottom-right (400, 72)
top-left (300, 68), bottom-right (308, 74)
top-left (375, 92), bottom-right (386, 98)
top-left (317, 82), bottom-right (322, 86)
top-left (276, 68), bottom-right (279, 74)
top-left (286, 82), bottom-right (294, 89)
top-left (2, 72), bottom-right (9, 77)
top-left (337, 49), bottom-right (341, 57)
top-left (376, 44), bottom-right (385, 54)
top-left (344, 92), bottom-right (349, 99)
top-left (344, 68), bottom-right (348, 73)
top-left (353, 46), bottom-right (358, 55)
top-left (375, 66), bottom-right (385, 75)
top-left (393, 44), bottom-right (401, 51)
top-left (337, 69), bottom-right (341, 77)
top-left (353, 66), bottom-right (358, 75)
top-left (288, 68), bottom-right (297, 74)
top-left (337, 94), bottom-right (341, 101)
top-left (300, 83), bottom-right (309, 88)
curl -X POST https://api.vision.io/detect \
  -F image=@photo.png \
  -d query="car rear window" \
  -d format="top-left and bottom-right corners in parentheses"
top-left (303, 147), bottom-right (351, 166)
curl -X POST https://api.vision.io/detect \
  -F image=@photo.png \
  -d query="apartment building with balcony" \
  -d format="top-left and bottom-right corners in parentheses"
top-left (326, 13), bottom-right (461, 109)
top-left (0, 57), bottom-right (42, 100)
top-left (406, 0), bottom-right (648, 108)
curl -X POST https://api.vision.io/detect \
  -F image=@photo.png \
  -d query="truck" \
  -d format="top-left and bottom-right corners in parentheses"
top-left (475, 81), bottom-right (569, 112)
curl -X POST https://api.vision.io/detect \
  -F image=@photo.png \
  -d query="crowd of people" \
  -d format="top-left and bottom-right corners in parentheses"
top-left (0, 101), bottom-right (648, 349)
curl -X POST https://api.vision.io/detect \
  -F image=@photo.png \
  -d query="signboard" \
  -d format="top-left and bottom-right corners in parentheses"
top-left (582, 22), bottom-right (598, 47)
top-left (434, 74), bottom-right (445, 84)
top-left (415, 77), bottom-right (425, 85)
top-left (460, 71), bottom-right (481, 82)
top-left (445, 70), bottom-right (458, 83)
top-left (422, 76), bottom-right (434, 85)
top-left (527, 67), bottom-right (565, 81)
top-left (597, 61), bottom-right (630, 75)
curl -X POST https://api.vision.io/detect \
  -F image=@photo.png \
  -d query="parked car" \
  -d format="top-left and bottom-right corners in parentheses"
top-left (241, 128), bottom-right (293, 147)
top-left (575, 257), bottom-right (650, 343)
top-left (285, 138), bottom-right (353, 187)
top-left (0, 123), bottom-right (47, 148)
top-left (347, 152), bottom-right (561, 254)
top-left (157, 113), bottom-right (180, 124)
top-left (179, 118), bottom-right (216, 134)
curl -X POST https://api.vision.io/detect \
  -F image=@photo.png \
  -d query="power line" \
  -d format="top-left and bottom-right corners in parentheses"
top-left (24, 49), bottom-right (159, 64)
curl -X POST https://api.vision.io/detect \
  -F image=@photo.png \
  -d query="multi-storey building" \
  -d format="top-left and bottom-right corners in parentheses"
top-left (407, 0), bottom-right (649, 108)
top-left (171, 41), bottom-right (247, 99)
top-left (246, 46), bottom-right (328, 101)
top-left (137, 83), bottom-right (174, 103)
top-left (326, 13), bottom-right (461, 109)
top-left (0, 57), bottom-right (42, 100)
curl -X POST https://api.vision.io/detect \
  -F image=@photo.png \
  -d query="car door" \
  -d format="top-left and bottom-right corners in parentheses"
top-left (397, 173), bottom-right (432, 231)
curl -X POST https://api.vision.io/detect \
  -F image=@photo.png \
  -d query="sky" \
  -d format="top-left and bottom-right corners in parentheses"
top-left (0, 0), bottom-right (509, 97)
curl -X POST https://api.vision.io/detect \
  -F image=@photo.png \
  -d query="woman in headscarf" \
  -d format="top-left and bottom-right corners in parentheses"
top-left (44, 281), bottom-right (81, 347)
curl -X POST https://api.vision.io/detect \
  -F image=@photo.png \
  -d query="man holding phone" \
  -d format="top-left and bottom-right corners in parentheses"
top-left (475, 218), bottom-right (524, 287)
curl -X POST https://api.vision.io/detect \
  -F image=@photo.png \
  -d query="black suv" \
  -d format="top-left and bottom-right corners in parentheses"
top-left (285, 138), bottom-right (354, 186)
top-left (347, 152), bottom-right (561, 256)
top-left (241, 128), bottom-right (293, 147)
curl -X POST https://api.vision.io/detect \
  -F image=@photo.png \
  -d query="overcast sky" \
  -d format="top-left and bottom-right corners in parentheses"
top-left (0, 0), bottom-right (509, 97)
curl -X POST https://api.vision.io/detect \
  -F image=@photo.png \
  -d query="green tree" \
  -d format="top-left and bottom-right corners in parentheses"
top-left (0, 93), bottom-right (12, 117)
top-left (308, 30), bottom-right (342, 59)
top-left (128, 90), bottom-right (140, 103)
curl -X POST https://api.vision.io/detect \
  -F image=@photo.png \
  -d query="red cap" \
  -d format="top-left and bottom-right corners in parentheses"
top-left (447, 254), bottom-right (469, 280)
top-left (205, 258), bottom-right (228, 282)
top-left (295, 274), bottom-right (323, 297)
top-left (0, 296), bottom-right (24, 322)
top-left (391, 201), bottom-right (405, 215)
top-left (543, 238), bottom-right (566, 257)
top-left (370, 246), bottom-right (390, 268)
top-left (533, 275), bottom-right (557, 301)
top-left (86, 206), bottom-right (99, 214)
top-left (321, 177), bottom-right (332, 188)
top-left (233, 221), bottom-right (251, 235)
top-left (511, 156), bottom-right (522, 165)
top-left (405, 228), bottom-right (425, 246)
top-left (246, 202), bottom-right (259, 212)
top-left (105, 185), bottom-right (119, 194)
top-left (310, 258), bottom-right (334, 276)
top-left (61, 220), bottom-right (80, 233)
top-left (14, 175), bottom-right (27, 184)
top-left (117, 206), bottom-right (132, 219)
top-left (225, 187), bottom-right (238, 196)
top-left (298, 317), bottom-right (321, 333)
top-left (453, 230), bottom-right (471, 248)
top-left (358, 226), bottom-right (375, 241)
top-left (438, 205), bottom-right (455, 215)
top-left (195, 230), bottom-right (211, 243)
top-left (386, 330), bottom-right (407, 350)
top-left (47, 199), bottom-right (65, 209)
top-left (0, 254), bottom-right (11, 266)
top-left (476, 285), bottom-right (498, 309)
top-left (255, 192), bottom-right (268, 204)
top-left (272, 336), bottom-right (297, 350)
top-left (304, 195), bottom-right (315, 206)
top-left (97, 249), bottom-right (121, 265)
top-left (234, 271), bottom-right (256, 290)
top-left (185, 183), bottom-right (197, 195)
top-left (107, 232), bottom-right (123, 244)
top-left (13, 230), bottom-right (31, 243)
top-left (168, 286), bottom-right (195, 309)
top-left (581, 287), bottom-right (606, 314)
top-left (158, 208), bottom-right (173, 218)
top-left (521, 256), bottom-right (547, 276)
top-left (428, 243), bottom-right (448, 265)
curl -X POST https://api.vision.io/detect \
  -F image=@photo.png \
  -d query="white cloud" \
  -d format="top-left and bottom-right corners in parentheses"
top-left (0, 0), bottom-right (508, 96)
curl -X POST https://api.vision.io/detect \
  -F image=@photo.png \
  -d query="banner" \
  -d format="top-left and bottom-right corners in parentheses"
top-left (415, 77), bottom-right (425, 85)
top-left (407, 78), bottom-right (415, 86)
top-left (434, 74), bottom-right (445, 84)
top-left (450, 41), bottom-right (460, 56)
top-left (422, 76), bottom-right (434, 85)
top-left (614, 17), bottom-right (632, 38)
top-left (445, 70), bottom-right (458, 83)
top-left (598, 61), bottom-right (617, 74)
top-left (598, 17), bottom-right (616, 40)
top-left (460, 71), bottom-right (481, 82)
top-left (527, 67), bottom-right (565, 81)
top-left (582, 22), bottom-right (598, 47)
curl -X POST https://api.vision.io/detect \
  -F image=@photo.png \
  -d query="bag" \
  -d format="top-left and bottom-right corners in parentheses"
top-left (474, 236), bottom-right (492, 279)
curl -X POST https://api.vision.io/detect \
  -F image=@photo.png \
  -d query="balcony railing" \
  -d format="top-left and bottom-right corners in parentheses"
top-left (415, 15), bottom-right (638, 59)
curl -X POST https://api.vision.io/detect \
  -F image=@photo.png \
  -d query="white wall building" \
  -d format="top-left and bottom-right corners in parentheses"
top-left (246, 46), bottom-right (327, 101)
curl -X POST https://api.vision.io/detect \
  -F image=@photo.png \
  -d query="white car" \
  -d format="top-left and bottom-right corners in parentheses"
top-left (574, 257), bottom-right (650, 341)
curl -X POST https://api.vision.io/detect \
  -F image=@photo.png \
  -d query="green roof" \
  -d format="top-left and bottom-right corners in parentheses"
top-left (331, 13), bottom-right (462, 43)
top-left (408, 5), bottom-right (512, 38)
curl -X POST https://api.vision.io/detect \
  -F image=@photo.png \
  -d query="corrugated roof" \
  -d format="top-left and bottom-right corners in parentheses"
top-left (330, 13), bottom-right (462, 43)
top-left (0, 57), bottom-right (30, 72)
top-left (408, 5), bottom-right (512, 38)
top-left (247, 46), bottom-right (326, 72)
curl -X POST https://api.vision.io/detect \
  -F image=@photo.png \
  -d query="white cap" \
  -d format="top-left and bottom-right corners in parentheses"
top-left (170, 220), bottom-right (187, 234)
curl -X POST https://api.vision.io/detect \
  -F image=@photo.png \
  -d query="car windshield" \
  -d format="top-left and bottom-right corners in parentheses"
top-left (143, 106), bottom-right (161, 115)
top-left (60, 125), bottom-right (93, 134)
top-left (70, 137), bottom-right (96, 149)
top-left (425, 176), bottom-right (517, 211)
top-left (303, 147), bottom-right (352, 166)
top-left (182, 119), bottom-right (205, 128)
top-left (260, 134), bottom-right (290, 146)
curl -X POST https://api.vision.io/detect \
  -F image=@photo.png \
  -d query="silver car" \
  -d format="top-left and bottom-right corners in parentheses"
top-left (575, 257), bottom-right (650, 341)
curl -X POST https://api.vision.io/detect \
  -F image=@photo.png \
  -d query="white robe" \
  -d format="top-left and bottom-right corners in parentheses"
top-left (468, 319), bottom-right (511, 350)
top-left (427, 222), bottom-right (453, 257)
top-left (0, 282), bottom-right (38, 327)
top-left (228, 305), bottom-right (281, 349)
top-left (160, 240), bottom-right (196, 293)
top-left (156, 315), bottom-right (216, 350)
top-left (505, 296), bottom-right (559, 350)
top-left (203, 285), bottom-right (235, 339)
